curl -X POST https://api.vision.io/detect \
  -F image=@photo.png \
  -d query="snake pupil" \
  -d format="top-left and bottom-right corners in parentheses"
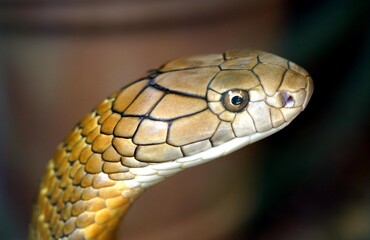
top-left (231, 95), bottom-right (243, 105)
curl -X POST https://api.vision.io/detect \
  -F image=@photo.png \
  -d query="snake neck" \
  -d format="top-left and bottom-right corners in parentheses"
top-left (29, 142), bottom-right (144, 240)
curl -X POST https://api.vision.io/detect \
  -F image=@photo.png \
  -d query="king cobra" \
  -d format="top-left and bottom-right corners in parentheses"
top-left (29, 49), bottom-right (313, 239)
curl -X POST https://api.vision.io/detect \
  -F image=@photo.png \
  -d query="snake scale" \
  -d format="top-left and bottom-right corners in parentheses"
top-left (29, 49), bottom-right (313, 239)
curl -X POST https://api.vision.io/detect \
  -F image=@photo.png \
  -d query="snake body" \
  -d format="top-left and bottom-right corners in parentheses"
top-left (29, 49), bottom-right (313, 239)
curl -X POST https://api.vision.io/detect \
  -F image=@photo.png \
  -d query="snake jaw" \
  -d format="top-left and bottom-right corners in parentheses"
top-left (124, 120), bottom-right (291, 190)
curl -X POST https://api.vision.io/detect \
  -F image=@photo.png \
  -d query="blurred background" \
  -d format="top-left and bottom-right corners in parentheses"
top-left (1, 0), bottom-right (369, 239)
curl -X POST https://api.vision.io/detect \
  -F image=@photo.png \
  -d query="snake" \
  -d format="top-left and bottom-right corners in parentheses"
top-left (29, 49), bottom-right (313, 239)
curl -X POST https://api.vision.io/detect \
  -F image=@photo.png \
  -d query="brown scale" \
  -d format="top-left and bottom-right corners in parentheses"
top-left (29, 49), bottom-right (313, 239)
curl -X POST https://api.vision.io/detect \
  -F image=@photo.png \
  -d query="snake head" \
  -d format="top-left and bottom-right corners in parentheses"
top-left (104, 49), bottom-right (313, 184)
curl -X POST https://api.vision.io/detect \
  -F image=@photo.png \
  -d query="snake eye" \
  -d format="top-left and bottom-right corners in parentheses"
top-left (221, 89), bottom-right (249, 112)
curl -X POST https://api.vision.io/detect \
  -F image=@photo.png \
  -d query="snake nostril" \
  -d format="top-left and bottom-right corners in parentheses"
top-left (282, 91), bottom-right (295, 108)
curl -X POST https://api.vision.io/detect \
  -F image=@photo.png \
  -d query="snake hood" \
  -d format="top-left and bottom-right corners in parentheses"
top-left (30, 49), bottom-right (313, 240)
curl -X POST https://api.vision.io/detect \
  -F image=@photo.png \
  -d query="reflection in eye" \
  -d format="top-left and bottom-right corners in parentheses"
top-left (222, 89), bottom-right (249, 112)
top-left (282, 91), bottom-right (295, 108)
